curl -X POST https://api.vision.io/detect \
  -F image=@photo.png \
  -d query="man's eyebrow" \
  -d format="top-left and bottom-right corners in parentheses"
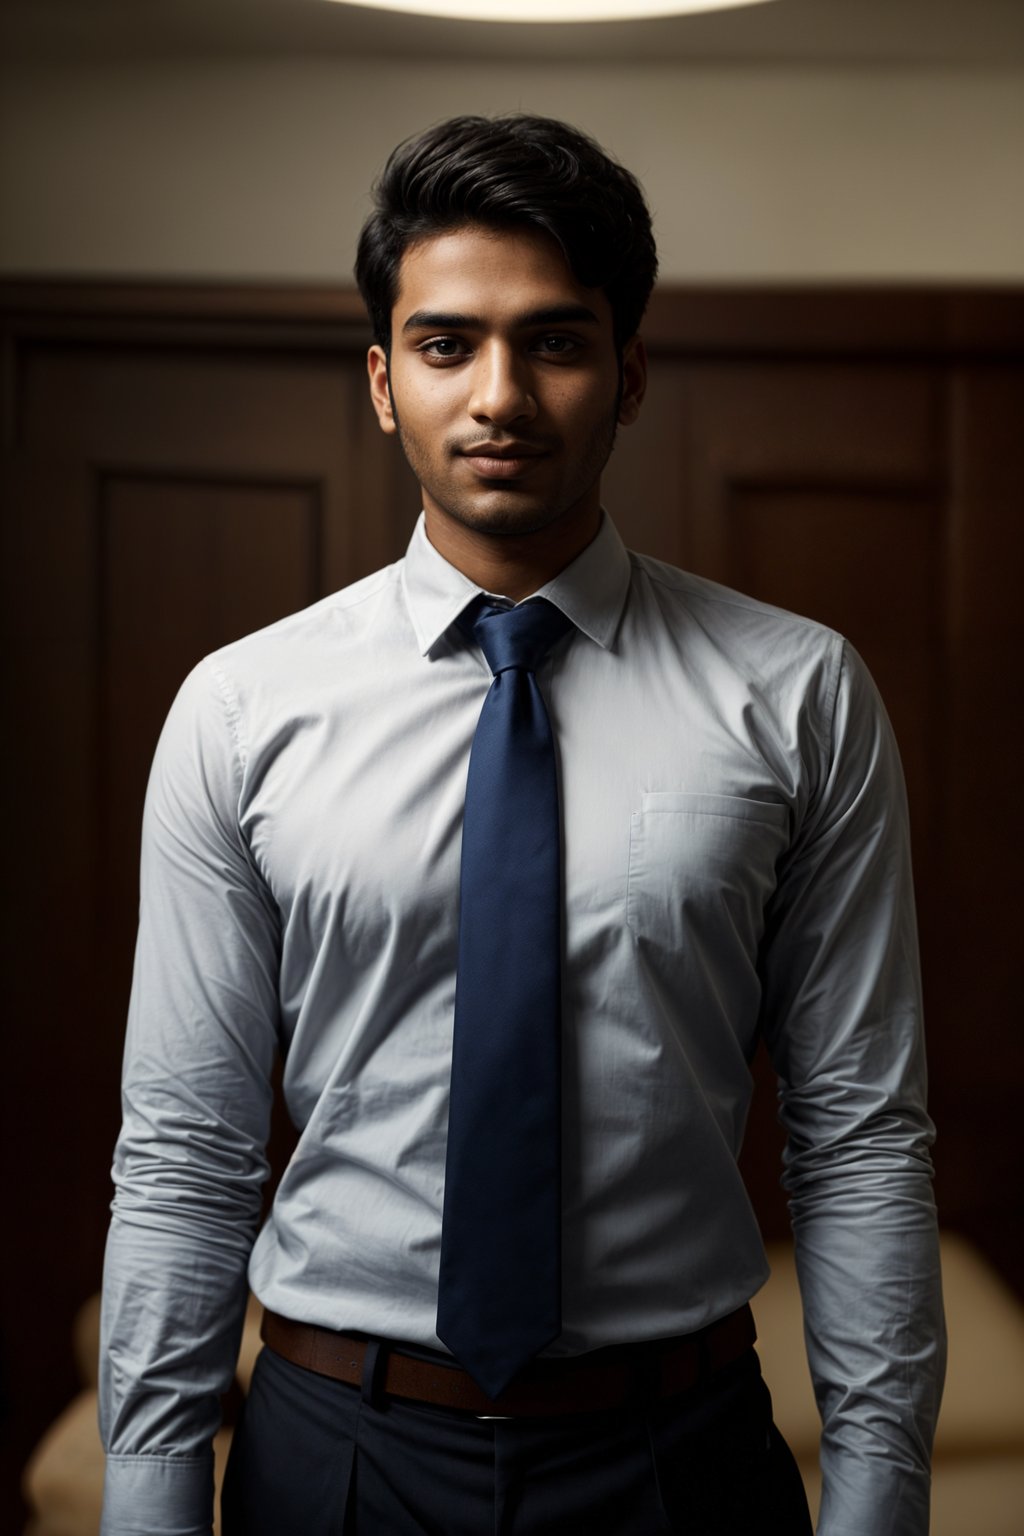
top-left (401, 303), bottom-right (601, 334)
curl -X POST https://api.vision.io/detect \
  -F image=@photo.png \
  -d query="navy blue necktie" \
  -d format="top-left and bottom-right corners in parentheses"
top-left (436, 596), bottom-right (573, 1399)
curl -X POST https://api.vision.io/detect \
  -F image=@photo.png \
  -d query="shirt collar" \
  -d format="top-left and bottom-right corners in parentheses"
top-left (401, 510), bottom-right (632, 658)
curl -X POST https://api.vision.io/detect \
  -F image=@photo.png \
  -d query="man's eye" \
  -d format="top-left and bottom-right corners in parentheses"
top-left (537, 335), bottom-right (578, 355)
top-left (421, 337), bottom-right (466, 360)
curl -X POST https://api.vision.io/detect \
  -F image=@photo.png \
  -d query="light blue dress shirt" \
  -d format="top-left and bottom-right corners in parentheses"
top-left (100, 511), bottom-right (945, 1534)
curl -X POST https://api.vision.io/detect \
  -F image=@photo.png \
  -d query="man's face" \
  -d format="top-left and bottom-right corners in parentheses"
top-left (367, 224), bottom-right (645, 549)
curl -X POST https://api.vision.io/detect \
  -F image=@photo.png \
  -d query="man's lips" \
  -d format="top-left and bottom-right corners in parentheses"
top-left (461, 445), bottom-right (548, 479)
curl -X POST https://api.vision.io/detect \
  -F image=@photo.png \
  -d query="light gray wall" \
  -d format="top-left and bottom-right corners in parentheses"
top-left (1, 57), bottom-right (1022, 282)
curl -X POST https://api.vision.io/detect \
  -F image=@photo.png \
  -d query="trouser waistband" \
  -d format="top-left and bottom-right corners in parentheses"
top-left (260, 1303), bottom-right (757, 1418)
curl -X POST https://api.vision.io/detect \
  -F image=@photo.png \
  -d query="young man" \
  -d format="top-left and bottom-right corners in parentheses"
top-left (100, 116), bottom-right (945, 1535)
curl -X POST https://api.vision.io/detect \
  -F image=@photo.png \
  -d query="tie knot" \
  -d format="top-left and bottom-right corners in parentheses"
top-left (458, 597), bottom-right (573, 677)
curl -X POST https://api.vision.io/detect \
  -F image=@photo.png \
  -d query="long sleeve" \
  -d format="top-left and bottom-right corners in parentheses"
top-left (759, 642), bottom-right (946, 1534)
top-left (99, 661), bottom-right (281, 1536)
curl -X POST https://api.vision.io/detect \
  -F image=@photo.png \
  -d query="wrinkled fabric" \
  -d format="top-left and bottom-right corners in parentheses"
top-left (100, 512), bottom-right (944, 1535)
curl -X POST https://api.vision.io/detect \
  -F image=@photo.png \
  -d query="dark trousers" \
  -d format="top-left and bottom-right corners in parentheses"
top-left (222, 1341), bottom-right (813, 1535)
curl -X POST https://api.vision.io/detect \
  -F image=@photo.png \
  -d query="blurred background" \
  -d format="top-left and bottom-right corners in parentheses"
top-left (1, 0), bottom-right (1022, 1529)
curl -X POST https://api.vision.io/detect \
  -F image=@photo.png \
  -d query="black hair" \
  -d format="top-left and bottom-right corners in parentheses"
top-left (355, 113), bottom-right (658, 357)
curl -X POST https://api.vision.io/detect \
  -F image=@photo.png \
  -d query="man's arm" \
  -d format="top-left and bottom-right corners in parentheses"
top-left (100, 660), bottom-right (281, 1536)
top-left (759, 641), bottom-right (946, 1536)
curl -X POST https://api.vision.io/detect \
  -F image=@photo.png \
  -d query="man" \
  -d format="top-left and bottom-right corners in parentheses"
top-left (100, 115), bottom-right (945, 1535)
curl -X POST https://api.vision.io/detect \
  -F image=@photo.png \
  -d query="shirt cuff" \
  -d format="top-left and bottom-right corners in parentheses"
top-left (101, 1452), bottom-right (215, 1536)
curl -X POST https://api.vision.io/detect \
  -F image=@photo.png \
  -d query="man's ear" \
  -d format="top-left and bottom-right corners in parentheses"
top-left (617, 335), bottom-right (648, 428)
top-left (368, 345), bottom-right (398, 435)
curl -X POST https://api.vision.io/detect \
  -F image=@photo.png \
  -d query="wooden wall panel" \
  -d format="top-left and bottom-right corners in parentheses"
top-left (15, 339), bottom-right (405, 597)
top-left (1, 282), bottom-right (1022, 1529)
top-left (0, 458), bottom-right (104, 1524)
top-left (938, 363), bottom-right (1024, 1291)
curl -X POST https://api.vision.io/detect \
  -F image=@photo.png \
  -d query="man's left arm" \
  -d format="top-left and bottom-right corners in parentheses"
top-left (759, 639), bottom-right (946, 1536)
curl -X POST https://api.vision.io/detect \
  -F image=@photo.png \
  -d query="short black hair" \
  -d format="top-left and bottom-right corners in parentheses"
top-left (355, 113), bottom-right (658, 356)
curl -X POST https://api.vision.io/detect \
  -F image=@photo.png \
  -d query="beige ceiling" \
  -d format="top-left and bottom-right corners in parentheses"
top-left (2, 0), bottom-right (1024, 66)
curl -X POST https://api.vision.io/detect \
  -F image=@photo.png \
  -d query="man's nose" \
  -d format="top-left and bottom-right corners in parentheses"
top-left (468, 344), bottom-right (537, 427)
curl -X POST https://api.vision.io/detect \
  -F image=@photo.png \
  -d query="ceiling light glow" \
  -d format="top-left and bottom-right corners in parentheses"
top-left (329, 0), bottom-right (777, 23)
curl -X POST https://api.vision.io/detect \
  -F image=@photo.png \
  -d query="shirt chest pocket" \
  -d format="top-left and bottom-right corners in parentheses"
top-left (626, 792), bottom-right (790, 956)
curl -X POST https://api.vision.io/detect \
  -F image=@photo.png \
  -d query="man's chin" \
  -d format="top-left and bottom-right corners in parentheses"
top-left (426, 491), bottom-right (580, 546)
top-left (431, 497), bottom-right (568, 541)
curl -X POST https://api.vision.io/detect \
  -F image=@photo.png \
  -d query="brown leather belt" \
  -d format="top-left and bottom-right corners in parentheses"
top-left (260, 1303), bottom-right (756, 1418)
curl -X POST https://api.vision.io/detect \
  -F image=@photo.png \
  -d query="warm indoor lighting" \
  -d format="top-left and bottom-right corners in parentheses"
top-left (330, 0), bottom-right (776, 22)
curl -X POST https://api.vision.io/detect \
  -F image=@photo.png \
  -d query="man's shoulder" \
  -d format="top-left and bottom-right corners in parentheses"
top-left (204, 559), bottom-right (403, 678)
top-left (163, 559), bottom-right (408, 747)
top-left (627, 547), bottom-right (843, 656)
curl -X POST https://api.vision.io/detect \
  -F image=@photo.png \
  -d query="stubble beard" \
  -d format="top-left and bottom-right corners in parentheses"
top-left (391, 392), bottom-right (622, 541)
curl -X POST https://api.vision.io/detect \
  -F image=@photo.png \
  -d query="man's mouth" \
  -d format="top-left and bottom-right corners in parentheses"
top-left (461, 443), bottom-right (548, 479)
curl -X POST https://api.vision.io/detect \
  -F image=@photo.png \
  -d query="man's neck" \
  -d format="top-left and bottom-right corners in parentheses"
top-left (423, 504), bottom-right (602, 603)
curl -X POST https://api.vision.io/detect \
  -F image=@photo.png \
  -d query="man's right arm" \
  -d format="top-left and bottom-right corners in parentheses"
top-left (100, 660), bottom-right (281, 1536)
